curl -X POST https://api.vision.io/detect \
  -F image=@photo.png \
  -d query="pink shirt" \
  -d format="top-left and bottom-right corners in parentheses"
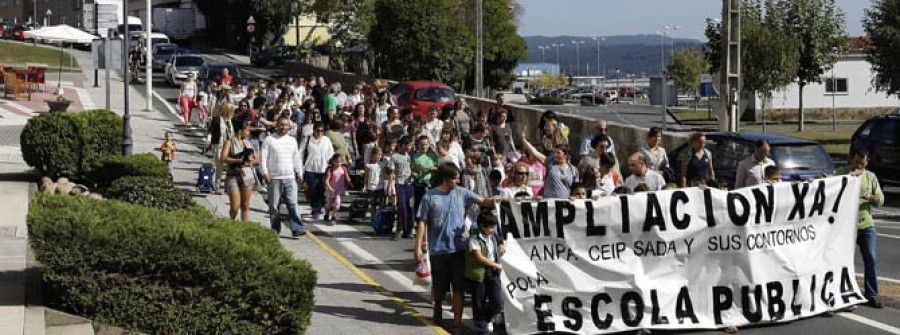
top-left (519, 158), bottom-right (546, 196)
top-left (328, 165), bottom-right (349, 193)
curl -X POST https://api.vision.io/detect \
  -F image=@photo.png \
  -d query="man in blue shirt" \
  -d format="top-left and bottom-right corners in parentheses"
top-left (415, 162), bottom-right (500, 332)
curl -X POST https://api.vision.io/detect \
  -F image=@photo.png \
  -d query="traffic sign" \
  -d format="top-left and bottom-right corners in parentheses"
top-left (247, 24), bottom-right (255, 33)
top-left (246, 16), bottom-right (255, 25)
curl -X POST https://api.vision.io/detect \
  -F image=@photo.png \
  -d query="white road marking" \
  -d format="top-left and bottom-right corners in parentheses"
top-left (314, 223), bottom-right (473, 319)
top-left (855, 273), bottom-right (900, 284)
top-left (838, 313), bottom-right (900, 334)
top-left (877, 233), bottom-right (900, 239)
top-left (151, 89), bottom-right (179, 118)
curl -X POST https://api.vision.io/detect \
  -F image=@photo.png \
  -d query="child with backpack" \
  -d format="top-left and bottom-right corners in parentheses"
top-left (324, 154), bottom-right (353, 225)
top-left (160, 131), bottom-right (177, 178)
top-left (465, 211), bottom-right (504, 335)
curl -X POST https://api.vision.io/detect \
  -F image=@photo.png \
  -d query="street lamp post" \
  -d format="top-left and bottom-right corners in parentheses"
top-left (145, 0), bottom-right (153, 112)
top-left (538, 45), bottom-right (547, 63)
top-left (475, 0), bottom-right (484, 97)
top-left (123, 0), bottom-right (132, 155)
top-left (592, 37), bottom-right (604, 86)
top-left (552, 44), bottom-right (561, 70)
top-left (657, 29), bottom-right (669, 131)
top-left (615, 67), bottom-right (620, 103)
top-left (571, 40), bottom-right (585, 77)
top-left (666, 25), bottom-right (681, 56)
top-left (831, 47), bottom-right (838, 132)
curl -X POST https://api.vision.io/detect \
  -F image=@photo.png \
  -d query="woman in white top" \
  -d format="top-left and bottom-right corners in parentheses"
top-left (423, 106), bottom-right (444, 146)
top-left (374, 93), bottom-right (391, 126)
top-left (178, 73), bottom-right (199, 126)
top-left (639, 126), bottom-right (670, 172)
top-left (302, 122), bottom-right (334, 220)
top-left (503, 162), bottom-right (535, 200)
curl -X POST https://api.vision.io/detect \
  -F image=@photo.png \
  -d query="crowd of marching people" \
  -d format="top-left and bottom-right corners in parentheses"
top-left (172, 71), bottom-right (884, 334)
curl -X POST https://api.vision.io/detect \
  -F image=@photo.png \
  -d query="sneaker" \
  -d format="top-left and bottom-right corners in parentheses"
top-left (391, 236), bottom-right (400, 241)
top-left (291, 230), bottom-right (307, 238)
top-left (866, 297), bottom-right (884, 309)
top-left (486, 321), bottom-right (494, 333)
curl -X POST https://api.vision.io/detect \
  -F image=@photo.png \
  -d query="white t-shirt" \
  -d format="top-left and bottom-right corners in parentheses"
top-left (365, 163), bottom-right (382, 191)
top-left (625, 169), bottom-right (666, 191)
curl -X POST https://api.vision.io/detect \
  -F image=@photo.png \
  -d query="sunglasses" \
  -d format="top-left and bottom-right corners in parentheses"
top-left (516, 171), bottom-right (529, 176)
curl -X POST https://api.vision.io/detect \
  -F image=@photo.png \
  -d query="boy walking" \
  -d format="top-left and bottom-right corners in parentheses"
top-left (160, 131), bottom-right (177, 178)
top-left (465, 211), bottom-right (503, 335)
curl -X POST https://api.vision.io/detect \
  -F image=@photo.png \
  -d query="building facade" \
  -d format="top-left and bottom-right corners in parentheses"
top-left (750, 37), bottom-right (900, 121)
top-left (0, 0), bottom-right (85, 27)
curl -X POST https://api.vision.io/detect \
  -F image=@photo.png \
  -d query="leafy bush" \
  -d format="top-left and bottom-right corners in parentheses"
top-left (20, 109), bottom-right (122, 179)
top-left (87, 154), bottom-right (169, 189)
top-left (75, 109), bottom-right (124, 173)
top-left (20, 112), bottom-right (82, 178)
top-left (106, 176), bottom-right (194, 211)
top-left (28, 195), bottom-right (317, 334)
top-left (529, 96), bottom-right (564, 105)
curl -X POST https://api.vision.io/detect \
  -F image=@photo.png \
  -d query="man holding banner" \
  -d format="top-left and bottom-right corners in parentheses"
top-left (838, 145), bottom-right (885, 309)
top-left (414, 162), bottom-right (501, 332)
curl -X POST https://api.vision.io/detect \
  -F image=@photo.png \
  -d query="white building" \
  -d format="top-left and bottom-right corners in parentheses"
top-left (751, 37), bottom-right (900, 120)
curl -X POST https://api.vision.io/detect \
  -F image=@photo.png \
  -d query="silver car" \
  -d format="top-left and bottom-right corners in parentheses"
top-left (165, 54), bottom-right (205, 87)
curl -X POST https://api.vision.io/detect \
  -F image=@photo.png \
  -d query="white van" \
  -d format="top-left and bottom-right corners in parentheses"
top-left (116, 16), bottom-right (143, 37)
top-left (138, 33), bottom-right (170, 47)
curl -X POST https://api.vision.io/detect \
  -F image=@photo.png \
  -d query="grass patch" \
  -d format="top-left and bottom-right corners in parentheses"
top-left (673, 108), bottom-right (717, 122)
top-left (823, 143), bottom-right (850, 157)
top-left (0, 41), bottom-right (78, 69)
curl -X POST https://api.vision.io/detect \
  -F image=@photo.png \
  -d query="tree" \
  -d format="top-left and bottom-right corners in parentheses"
top-left (704, 0), bottom-right (844, 131)
top-left (453, 0), bottom-right (528, 91)
top-left (668, 49), bottom-right (708, 95)
top-left (776, 0), bottom-right (847, 131)
top-left (863, 0), bottom-right (900, 98)
top-left (369, 0), bottom-right (474, 86)
top-left (703, 18), bottom-right (723, 74)
top-left (195, 0), bottom-right (334, 50)
top-left (742, 0), bottom-right (800, 129)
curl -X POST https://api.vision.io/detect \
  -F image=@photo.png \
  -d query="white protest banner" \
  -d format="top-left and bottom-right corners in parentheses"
top-left (498, 176), bottom-right (865, 334)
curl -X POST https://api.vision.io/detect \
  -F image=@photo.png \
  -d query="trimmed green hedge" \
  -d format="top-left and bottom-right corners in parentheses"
top-left (20, 109), bottom-right (123, 179)
top-left (529, 96), bottom-right (564, 105)
top-left (107, 176), bottom-right (194, 211)
top-left (87, 154), bottom-right (169, 189)
top-left (28, 195), bottom-right (317, 334)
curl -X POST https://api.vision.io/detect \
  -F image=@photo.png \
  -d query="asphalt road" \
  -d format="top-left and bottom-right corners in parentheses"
top-left (141, 51), bottom-right (900, 335)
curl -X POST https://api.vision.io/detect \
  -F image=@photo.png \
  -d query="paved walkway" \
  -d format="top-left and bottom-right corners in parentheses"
top-left (67, 49), bottom-right (441, 334)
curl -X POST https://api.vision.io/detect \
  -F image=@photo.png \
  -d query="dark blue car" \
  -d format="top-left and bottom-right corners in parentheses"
top-left (668, 132), bottom-right (835, 188)
top-left (151, 43), bottom-right (191, 71)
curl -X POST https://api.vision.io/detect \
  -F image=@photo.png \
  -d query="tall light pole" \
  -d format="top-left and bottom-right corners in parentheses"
top-left (552, 43), bottom-right (561, 70)
top-left (592, 37), bottom-right (604, 78)
top-left (474, 0), bottom-right (484, 98)
top-left (145, 0), bottom-right (153, 112)
top-left (571, 40), bottom-right (585, 77)
top-left (656, 30), bottom-right (669, 131)
top-left (615, 67), bottom-right (620, 103)
top-left (123, 0), bottom-right (132, 155)
top-left (666, 25), bottom-right (681, 56)
top-left (831, 47), bottom-right (838, 132)
top-left (538, 45), bottom-right (547, 63)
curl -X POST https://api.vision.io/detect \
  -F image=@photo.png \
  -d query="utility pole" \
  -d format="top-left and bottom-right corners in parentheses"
top-left (123, 0), bottom-right (132, 156)
top-left (592, 37), bottom-right (603, 78)
top-left (571, 40), bottom-right (584, 77)
top-left (145, 0), bottom-right (153, 112)
top-left (659, 31), bottom-right (667, 131)
top-left (719, 0), bottom-right (741, 132)
top-left (553, 44), bottom-right (561, 70)
top-left (475, 0), bottom-right (484, 98)
top-left (93, 1), bottom-right (99, 87)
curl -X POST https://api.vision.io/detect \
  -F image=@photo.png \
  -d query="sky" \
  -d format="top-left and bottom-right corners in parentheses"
top-left (516, 0), bottom-right (868, 40)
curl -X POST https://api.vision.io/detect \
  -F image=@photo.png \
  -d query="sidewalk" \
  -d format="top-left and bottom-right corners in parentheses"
top-left (69, 50), bottom-right (441, 334)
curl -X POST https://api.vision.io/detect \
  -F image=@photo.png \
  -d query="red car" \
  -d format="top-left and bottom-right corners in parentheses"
top-left (390, 81), bottom-right (458, 119)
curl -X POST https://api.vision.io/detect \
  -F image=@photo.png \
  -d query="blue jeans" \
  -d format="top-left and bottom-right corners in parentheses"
top-left (857, 226), bottom-right (879, 299)
top-left (268, 179), bottom-right (305, 234)
top-left (397, 183), bottom-right (414, 237)
top-left (304, 171), bottom-right (326, 216)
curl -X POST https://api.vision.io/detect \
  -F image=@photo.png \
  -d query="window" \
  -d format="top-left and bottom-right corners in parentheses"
top-left (856, 120), bottom-right (875, 139)
top-left (870, 119), bottom-right (897, 145)
top-left (713, 140), bottom-right (752, 172)
top-left (771, 145), bottom-right (832, 171)
top-left (825, 78), bottom-right (848, 94)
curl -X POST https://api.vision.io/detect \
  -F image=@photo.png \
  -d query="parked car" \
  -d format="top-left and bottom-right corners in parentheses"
top-left (151, 43), bottom-right (180, 70)
top-left (668, 132), bottom-right (835, 188)
top-left (3, 25), bottom-right (26, 41)
top-left (250, 46), bottom-right (297, 67)
top-left (390, 81), bottom-right (458, 118)
top-left (850, 109), bottom-right (900, 182)
top-left (164, 54), bottom-right (205, 87)
top-left (197, 62), bottom-right (245, 89)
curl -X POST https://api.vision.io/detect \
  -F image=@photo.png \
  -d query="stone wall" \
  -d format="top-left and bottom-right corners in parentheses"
top-left (462, 96), bottom-right (689, 163)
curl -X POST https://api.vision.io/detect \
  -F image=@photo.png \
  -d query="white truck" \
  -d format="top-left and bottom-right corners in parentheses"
top-left (152, 7), bottom-right (195, 41)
